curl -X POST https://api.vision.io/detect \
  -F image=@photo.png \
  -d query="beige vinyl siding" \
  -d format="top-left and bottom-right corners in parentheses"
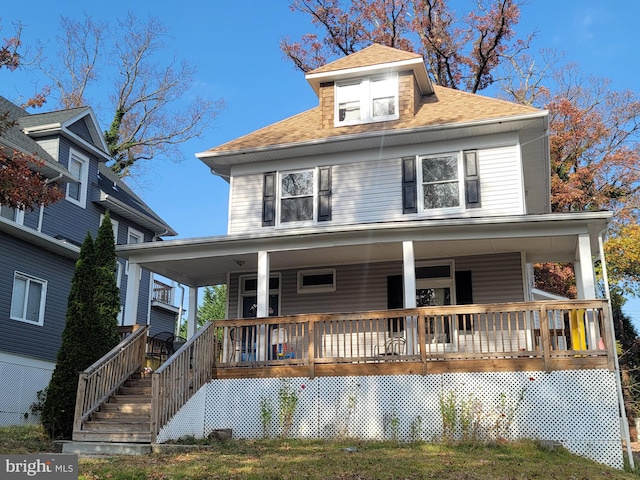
top-left (331, 158), bottom-right (403, 225)
top-left (226, 252), bottom-right (524, 318)
top-left (455, 252), bottom-right (524, 304)
top-left (476, 146), bottom-right (524, 216)
top-left (228, 143), bottom-right (524, 234)
top-left (228, 175), bottom-right (264, 234)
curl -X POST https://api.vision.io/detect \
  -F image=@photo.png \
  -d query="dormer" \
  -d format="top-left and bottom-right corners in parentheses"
top-left (305, 44), bottom-right (433, 130)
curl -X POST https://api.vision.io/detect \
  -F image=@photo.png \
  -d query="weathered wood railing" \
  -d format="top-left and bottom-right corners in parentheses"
top-left (150, 321), bottom-right (219, 443)
top-left (212, 300), bottom-right (614, 377)
top-left (73, 325), bottom-right (149, 436)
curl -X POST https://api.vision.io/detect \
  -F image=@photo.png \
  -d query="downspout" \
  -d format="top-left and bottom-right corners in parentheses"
top-left (598, 230), bottom-right (634, 468)
top-left (175, 282), bottom-right (185, 336)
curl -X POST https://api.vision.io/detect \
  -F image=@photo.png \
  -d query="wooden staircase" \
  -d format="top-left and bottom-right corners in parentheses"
top-left (73, 373), bottom-right (152, 443)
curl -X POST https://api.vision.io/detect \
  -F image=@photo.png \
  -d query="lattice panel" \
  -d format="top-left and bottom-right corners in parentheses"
top-left (202, 370), bottom-right (622, 468)
top-left (157, 388), bottom-right (207, 443)
top-left (0, 359), bottom-right (53, 426)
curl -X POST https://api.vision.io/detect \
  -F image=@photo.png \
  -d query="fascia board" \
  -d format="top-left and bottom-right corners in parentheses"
top-left (96, 191), bottom-right (178, 237)
top-left (0, 218), bottom-right (80, 259)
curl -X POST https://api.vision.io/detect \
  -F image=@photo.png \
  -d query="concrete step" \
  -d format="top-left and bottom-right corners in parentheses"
top-left (62, 440), bottom-right (152, 455)
top-left (72, 431), bottom-right (152, 443)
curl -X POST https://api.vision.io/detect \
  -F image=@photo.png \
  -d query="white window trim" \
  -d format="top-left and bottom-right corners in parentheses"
top-left (277, 168), bottom-right (317, 227)
top-left (65, 148), bottom-right (90, 208)
top-left (417, 151), bottom-right (465, 214)
top-left (127, 226), bottom-right (144, 244)
top-left (334, 73), bottom-right (399, 127)
top-left (10, 271), bottom-right (47, 326)
top-left (297, 268), bottom-right (336, 294)
top-left (100, 213), bottom-right (119, 245)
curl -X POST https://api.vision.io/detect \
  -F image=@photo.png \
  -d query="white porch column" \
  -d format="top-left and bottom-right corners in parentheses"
top-left (575, 233), bottom-right (598, 349)
top-left (575, 233), bottom-right (596, 300)
top-left (123, 262), bottom-right (141, 326)
top-left (403, 241), bottom-right (417, 355)
top-left (186, 286), bottom-right (198, 339)
top-left (256, 251), bottom-right (270, 360)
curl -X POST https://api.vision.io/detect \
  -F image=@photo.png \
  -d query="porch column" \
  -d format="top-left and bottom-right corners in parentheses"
top-left (186, 286), bottom-right (198, 339)
top-left (575, 233), bottom-right (596, 300)
top-left (403, 241), bottom-right (417, 355)
top-left (123, 262), bottom-right (142, 326)
top-left (256, 251), bottom-right (270, 360)
top-left (575, 233), bottom-right (598, 348)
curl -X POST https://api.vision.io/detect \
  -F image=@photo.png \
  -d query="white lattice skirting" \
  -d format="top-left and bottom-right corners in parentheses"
top-left (159, 369), bottom-right (624, 469)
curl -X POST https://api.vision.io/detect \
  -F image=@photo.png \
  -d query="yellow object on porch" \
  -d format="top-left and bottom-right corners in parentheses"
top-left (569, 309), bottom-right (587, 351)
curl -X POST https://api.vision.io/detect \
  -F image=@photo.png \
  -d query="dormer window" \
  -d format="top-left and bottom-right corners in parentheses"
top-left (335, 73), bottom-right (398, 126)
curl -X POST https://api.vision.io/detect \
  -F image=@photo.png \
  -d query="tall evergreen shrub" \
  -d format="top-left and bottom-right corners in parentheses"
top-left (41, 213), bottom-right (121, 439)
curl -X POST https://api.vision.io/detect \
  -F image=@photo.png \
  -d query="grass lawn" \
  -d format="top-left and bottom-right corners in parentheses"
top-left (1, 425), bottom-right (639, 479)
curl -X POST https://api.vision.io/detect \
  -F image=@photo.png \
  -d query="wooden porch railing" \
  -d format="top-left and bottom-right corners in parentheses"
top-left (73, 325), bottom-right (149, 435)
top-left (150, 321), bottom-right (219, 443)
top-left (212, 299), bottom-right (614, 377)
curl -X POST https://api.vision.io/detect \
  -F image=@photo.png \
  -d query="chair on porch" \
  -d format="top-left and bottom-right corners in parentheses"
top-left (146, 331), bottom-right (175, 367)
top-left (375, 336), bottom-right (406, 356)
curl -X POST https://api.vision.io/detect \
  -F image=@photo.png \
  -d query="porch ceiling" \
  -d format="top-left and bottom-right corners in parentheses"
top-left (116, 212), bottom-right (612, 287)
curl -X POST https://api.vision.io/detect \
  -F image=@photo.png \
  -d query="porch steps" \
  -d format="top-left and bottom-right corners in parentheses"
top-left (72, 374), bottom-right (152, 444)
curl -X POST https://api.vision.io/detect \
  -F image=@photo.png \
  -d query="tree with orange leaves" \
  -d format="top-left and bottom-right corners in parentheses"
top-left (0, 25), bottom-right (64, 211)
top-left (281, 0), bottom-right (531, 93)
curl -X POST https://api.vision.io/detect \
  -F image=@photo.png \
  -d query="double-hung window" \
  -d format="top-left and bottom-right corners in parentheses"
top-left (420, 153), bottom-right (462, 210)
top-left (66, 149), bottom-right (89, 208)
top-left (10, 272), bottom-right (47, 325)
top-left (262, 167), bottom-right (332, 227)
top-left (335, 73), bottom-right (398, 126)
top-left (280, 170), bottom-right (315, 223)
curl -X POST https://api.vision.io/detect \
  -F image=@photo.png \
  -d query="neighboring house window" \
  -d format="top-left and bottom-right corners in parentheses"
top-left (0, 205), bottom-right (24, 224)
top-left (10, 271), bottom-right (47, 325)
top-left (127, 226), bottom-right (144, 244)
top-left (262, 167), bottom-right (332, 226)
top-left (100, 214), bottom-right (119, 244)
top-left (66, 149), bottom-right (90, 208)
top-left (335, 73), bottom-right (398, 126)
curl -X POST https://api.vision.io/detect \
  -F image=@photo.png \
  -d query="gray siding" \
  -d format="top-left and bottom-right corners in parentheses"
top-left (0, 233), bottom-right (75, 362)
top-left (227, 252), bottom-right (524, 318)
top-left (149, 307), bottom-right (177, 336)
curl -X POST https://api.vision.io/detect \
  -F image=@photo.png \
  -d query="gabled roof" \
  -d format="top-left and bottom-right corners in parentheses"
top-left (19, 105), bottom-right (111, 161)
top-left (308, 44), bottom-right (423, 74)
top-left (0, 96), bottom-right (75, 182)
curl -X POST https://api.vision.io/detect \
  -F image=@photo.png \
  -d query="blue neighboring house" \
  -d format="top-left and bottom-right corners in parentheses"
top-left (0, 96), bottom-right (177, 425)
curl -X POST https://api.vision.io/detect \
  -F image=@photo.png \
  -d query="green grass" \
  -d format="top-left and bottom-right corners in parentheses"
top-left (2, 426), bottom-right (639, 479)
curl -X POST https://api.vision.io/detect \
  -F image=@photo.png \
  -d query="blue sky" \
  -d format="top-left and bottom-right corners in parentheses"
top-left (2, 1), bottom-right (640, 318)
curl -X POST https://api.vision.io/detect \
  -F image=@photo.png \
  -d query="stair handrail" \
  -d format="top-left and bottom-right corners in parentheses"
top-left (73, 325), bottom-right (150, 434)
top-left (150, 321), bottom-right (218, 443)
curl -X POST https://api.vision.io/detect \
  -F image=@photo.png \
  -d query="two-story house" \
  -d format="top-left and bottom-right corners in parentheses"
top-left (80, 45), bottom-right (627, 467)
top-left (0, 96), bottom-right (177, 426)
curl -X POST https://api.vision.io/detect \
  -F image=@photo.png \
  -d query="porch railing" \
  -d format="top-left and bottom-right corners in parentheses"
top-left (212, 300), bottom-right (614, 375)
top-left (152, 279), bottom-right (173, 304)
top-left (72, 325), bottom-right (149, 436)
top-left (150, 321), bottom-right (219, 443)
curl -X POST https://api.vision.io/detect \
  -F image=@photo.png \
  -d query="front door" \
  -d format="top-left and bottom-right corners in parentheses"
top-left (416, 280), bottom-right (452, 342)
